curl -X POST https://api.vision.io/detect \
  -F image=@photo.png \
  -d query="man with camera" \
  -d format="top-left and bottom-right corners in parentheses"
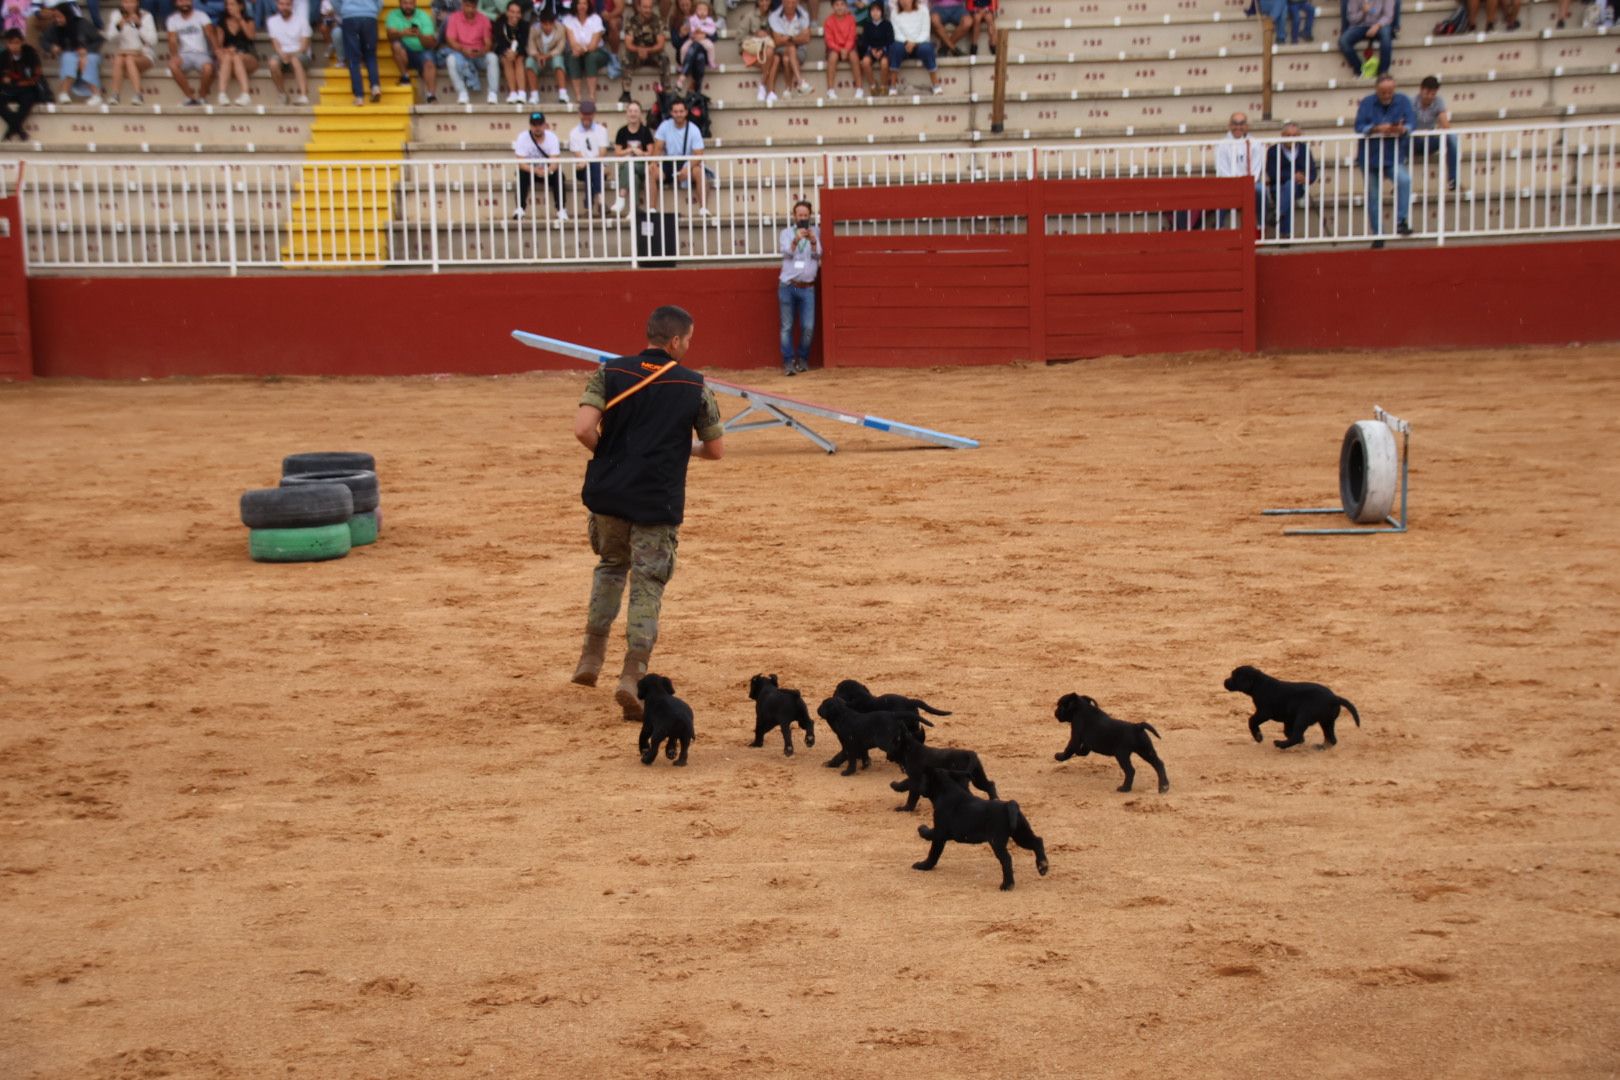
top-left (776, 199), bottom-right (820, 376)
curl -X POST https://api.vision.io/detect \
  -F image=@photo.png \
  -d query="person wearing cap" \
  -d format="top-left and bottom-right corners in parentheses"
top-left (512, 110), bottom-right (567, 225)
top-left (40, 0), bottom-right (103, 105)
top-left (567, 97), bottom-right (611, 216)
top-left (0, 28), bottom-right (46, 140)
top-left (569, 304), bottom-right (725, 723)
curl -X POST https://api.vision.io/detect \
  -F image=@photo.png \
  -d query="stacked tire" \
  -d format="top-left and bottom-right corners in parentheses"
top-left (239, 451), bottom-right (382, 563)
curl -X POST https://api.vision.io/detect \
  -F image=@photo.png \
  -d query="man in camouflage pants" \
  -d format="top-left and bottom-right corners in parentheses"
top-left (571, 305), bottom-right (725, 721)
top-left (618, 0), bottom-right (670, 104)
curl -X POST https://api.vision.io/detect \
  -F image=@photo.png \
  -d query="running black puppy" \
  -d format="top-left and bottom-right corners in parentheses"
top-left (747, 674), bottom-right (815, 757)
top-left (834, 678), bottom-right (952, 717)
top-left (637, 673), bottom-right (694, 767)
top-left (888, 727), bottom-right (997, 812)
top-left (1053, 692), bottom-right (1170, 793)
top-left (911, 768), bottom-right (1049, 891)
top-left (816, 697), bottom-right (919, 776)
top-left (821, 696), bottom-right (933, 770)
top-left (1224, 665), bottom-right (1361, 750)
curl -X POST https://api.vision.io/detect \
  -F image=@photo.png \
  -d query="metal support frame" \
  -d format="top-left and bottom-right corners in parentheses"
top-left (512, 330), bottom-right (980, 454)
top-left (1262, 406), bottom-right (1411, 536)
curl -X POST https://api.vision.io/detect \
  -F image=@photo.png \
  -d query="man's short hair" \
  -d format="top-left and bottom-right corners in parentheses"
top-left (793, 199), bottom-right (812, 215)
top-left (1420, 75), bottom-right (1441, 91)
top-left (1, 27), bottom-right (21, 39)
top-left (1376, 73), bottom-right (1396, 85)
top-left (647, 305), bottom-right (694, 344)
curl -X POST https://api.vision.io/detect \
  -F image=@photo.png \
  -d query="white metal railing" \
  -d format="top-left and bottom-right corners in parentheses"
top-left (13, 119), bottom-right (1619, 271)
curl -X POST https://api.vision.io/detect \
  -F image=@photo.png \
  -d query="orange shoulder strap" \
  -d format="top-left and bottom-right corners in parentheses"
top-left (602, 360), bottom-right (678, 412)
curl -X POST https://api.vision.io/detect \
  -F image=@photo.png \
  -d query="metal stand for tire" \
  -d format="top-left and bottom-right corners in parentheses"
top-left (1263, 406), bottom-right (1411, 536)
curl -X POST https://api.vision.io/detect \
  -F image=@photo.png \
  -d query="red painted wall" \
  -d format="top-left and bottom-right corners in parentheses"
top-left (22, 237), bottom-right (1620, 379)
top-left (1256, 239), bottom-right (1620, 351)
top-left (27, 265), bottom-right (807, 379)
top-left (0, 196), bottom-right (33, 382)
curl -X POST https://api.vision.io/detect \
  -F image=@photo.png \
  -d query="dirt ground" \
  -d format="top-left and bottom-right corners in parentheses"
top-left (2, 347), bottom-right (1618, 1079)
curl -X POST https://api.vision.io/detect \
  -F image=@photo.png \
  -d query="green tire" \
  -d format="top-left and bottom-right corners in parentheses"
top-left (249, 523), bottom-right (352, 563)
top-left (349, 509), bottom-right (381, 547)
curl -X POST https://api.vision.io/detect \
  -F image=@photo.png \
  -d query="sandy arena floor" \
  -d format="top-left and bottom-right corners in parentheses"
top-left (2, 348), bottom-right (1618, 1079)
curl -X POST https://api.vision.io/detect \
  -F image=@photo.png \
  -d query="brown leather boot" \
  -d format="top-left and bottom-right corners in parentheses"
top-left (614, 649), bottom-right (652, 722)
top-left (571, 632), bottom-right (609, 686)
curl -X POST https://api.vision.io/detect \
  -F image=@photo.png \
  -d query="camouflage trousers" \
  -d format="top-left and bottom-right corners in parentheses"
top-left (584, 513), bottom-right (679, 653)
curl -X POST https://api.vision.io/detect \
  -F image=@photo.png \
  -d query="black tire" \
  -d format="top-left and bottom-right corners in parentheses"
top-left (240, 483), bottom-right (354, 529)
top-left (1339, 420), bottom-right (1398, 524)
top-left (281, 469), bottom-right (379, 514)
top-left (282, 451), bottom-right (376, 477)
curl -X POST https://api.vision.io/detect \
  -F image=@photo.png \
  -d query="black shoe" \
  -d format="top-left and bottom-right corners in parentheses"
top-left (969, 43), bottom-right (978, 55)
top-left (1371, 240), bottom-right (1385, 249)
top-left (1396, 220), bottom-right (1413, 236)
top-left (397, 76), bottom-right (411, 86)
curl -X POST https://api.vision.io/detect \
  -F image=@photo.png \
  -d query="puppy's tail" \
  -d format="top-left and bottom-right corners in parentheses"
top-left (1141, 722), bottom-right (1162, 740)
top-left (913, 699), bottom-right (952, 717)
top-left (1337, 697), bottom-right (1361, 727)
top-left (914, 715), bottom-right (936, 728)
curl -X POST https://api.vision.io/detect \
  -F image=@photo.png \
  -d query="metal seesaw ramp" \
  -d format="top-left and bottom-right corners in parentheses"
top-left (512, 330), bottom-right (979, 454)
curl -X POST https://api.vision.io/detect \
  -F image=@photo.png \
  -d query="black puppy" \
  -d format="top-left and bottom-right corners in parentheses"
top-left (747, 674), bottom-right (815, 757)
top-left (815, 697), bottom-right (921, 776)
top-left (1054, 693), bottom-right (1170, 794)
top-left (888, 727), bottom-right (997, 812)
top-left (637, 673), bottom-right (694, 767)
top-left (911, 768), bottom-right (1048, 891)
top-left (822, 689), bottom-right (933, 769)
top-left (834, 678), bottom-right (952, 717)
top-left (1224, 665), bottom-right (1361, 750)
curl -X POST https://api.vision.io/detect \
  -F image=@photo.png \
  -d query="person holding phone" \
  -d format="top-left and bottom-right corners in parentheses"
top-left (776, 199), bottom-right (820, 376)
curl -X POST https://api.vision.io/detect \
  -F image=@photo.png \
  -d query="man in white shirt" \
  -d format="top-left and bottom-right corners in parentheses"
top-left (165, 0), bottom-right (216, 106)
top-left (513, 110), bottom-right (568, 227)
top-left (761, 0), bottom-right (811, 100)
top-left (651, 98), bottom-right (716, 224)
top-left (561, 7), bottom-right (609, 106)
top-left (1214, 111), bottom-right (1265, 229)
top-left (266, 0), bottom-right (311, 104)
top-left (567, 97), bottom-right (612, 216)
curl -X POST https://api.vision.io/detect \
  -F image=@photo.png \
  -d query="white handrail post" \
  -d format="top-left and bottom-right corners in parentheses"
top-left (225, 164), bottom-right (238, 275)
top-left (1436, 133), bottom-right (1446, 248)
top-left (628, 156), bottom-right (639, 270)
top-left (427, 162), bottom-right (440, 272)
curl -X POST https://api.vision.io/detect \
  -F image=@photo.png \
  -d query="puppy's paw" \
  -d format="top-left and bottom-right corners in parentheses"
top-left (673, 758), bottom-right (688, 767)
top-left (1116, 784), bottom-right (1132, 793)
top-left (889, 780), bottom-right (906, 791)
top-left (999, 880), bottom-right (1015, 891)
top-left (783, 746), bottom-right (794, 757)
top-left (1037, 859), bottom-right (1050, 876)
top-left (640, 752), bottom-right (656, 765)
top-left (1158, 781), bottom-right (1170, 793)
top-left (1273, 740), bottom-right (1292, 749)
top-left (749, 738), bottom-right (763, 747)
top-left (911, 861), bottom-right (934, 872)
top-left (893, 804), bottom-right (911, 812)
top-left (804, 734), bottom-right (815, 747)
top-left (917, 825), bottom-right (932, 839)
top-left (1053, 752), bottom-right (1066, 761)
top-left (1252, 731), bottom-right (1264, 743)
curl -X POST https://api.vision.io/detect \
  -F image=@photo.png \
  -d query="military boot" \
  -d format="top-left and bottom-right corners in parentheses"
top-left (614, 648), bottom-right (652, 722)
top-left (571, 632), bottom-right (609, 687)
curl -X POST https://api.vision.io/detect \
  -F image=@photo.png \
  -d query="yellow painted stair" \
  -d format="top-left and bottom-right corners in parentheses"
top-left (285, 4), bottom-right (415, 265)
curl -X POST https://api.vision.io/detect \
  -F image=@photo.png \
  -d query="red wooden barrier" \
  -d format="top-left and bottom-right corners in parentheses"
top-left (0, 192), bottom-right (33, 381)
top-left (821, 177), bottom-right (1255, 366)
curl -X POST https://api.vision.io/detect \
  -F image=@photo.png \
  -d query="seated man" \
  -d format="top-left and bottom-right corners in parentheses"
top-left (1214, 110), bottom-right (1265, 229)
top-left (386, 0), bottom-right (439, 101)
top-left (761, 0), bottom-right (811, 101)
top-left (1263, 121), bottom-right (1317, 238)
top-left (267, 0), bottom-right (314, 103)
top-left (929, 0), bottom-right (969, 55)
top-left (651, 97), bottom-right (716, 222)
top-left (165, 0), bottom-right (215, 105)
top-left (41, 0), bottom-right (102, 105)
top-left (1355, 73), bottom-right (1416, 247)
top-left (567, 97), bottom-right (612, 216)
top-left (616, 0), bottom-right (667, 106)
top-left (0, 29), bottom-right (45, 140)
top-left (1339, 0), bottom-right (1393, 79)
top-left (512, 110), bottom-right (567, 224)
top-left (444, 0), bottom-right (499, 103)
top-left (1412, 74), bottom-right (1459, 192)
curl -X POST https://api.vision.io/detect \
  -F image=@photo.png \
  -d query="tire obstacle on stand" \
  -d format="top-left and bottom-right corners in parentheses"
top-left (1261, 407), bottom-right (1411, 536)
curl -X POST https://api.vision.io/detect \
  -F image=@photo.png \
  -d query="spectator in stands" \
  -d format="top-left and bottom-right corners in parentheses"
top-left (1355, 73), bottom-right (1415, 247)
top-left (513, 109), bottom-right (567, 223)
top-left (1286, 0), bottom-right (1313, 41)
top-left (1263, 120), bottom-right (1316, 238)
top-left (652, 97), bottom-right (716, 221)
top-left (617, 0), bottom-right (667, 105)
top-left (761, 0), bottom-right (810, 101)
top-left (568, 96), bottom-right (611, 214)
top-left (666, 0), bottom-right (693, 57)
top-left (887, 0), bottom-right (939, 94)
top-left (822, 0), bottom-right (856, 96)
top-left (319, 0), bottom-right (340, 67)
top-left (857, 0), bottom-right (890, 96)
top-left (104, 0), bottom-right (155, 104)
top-left (735, 0), bottom-right (772, 73)
top-left (963, 0), bottom-right (994, 55)
top-left (1412, 74), bottom-right (1459, 191)
top-left (561, 0), bottom-right (609, 103)
top-left (611, 97), bottom-right (653, 214)
top-left (41, 0), bottom-right (102, 104)
top-left (493, 0), bottom-right (529, 100)
top-left (675, 0), bottom-right (714, 91)
top-left (1214, 111), bottom-right (1265, 228)
top-left (0, 28), bottom-right (44, 140)
top-left (1339, 0), bottom-right (1392, 79)
top-left (385, 0), bottom-right (436, 101)
top-left (2, 0), bottom-right (28, 35)
top-left (1465, 0), bottom-right (1517, 31)
top-left (929, 0), bottom-right (968, 56)
top-left (1257, 0), bottom-right (1288, 43)
top-left (584, 0), bottom-right (622, 52)
top-left (165, 0), bottom-right (214, 103)
top-left (777, 199), bottom-right (819, 376)
top-left (527, 9), bottom-right (566, 101)
top-left (446, 0), bottom-right (499, 102)
top-left (337, 0), bottom-right (382, 103)
top-left (213, 0), bottom-right (259, 106)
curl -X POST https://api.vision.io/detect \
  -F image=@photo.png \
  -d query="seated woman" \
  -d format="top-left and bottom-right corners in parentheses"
top-left (886, 0), bottom-right (939, 94)
top-left (213, 0), bottom-right (260, 106)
